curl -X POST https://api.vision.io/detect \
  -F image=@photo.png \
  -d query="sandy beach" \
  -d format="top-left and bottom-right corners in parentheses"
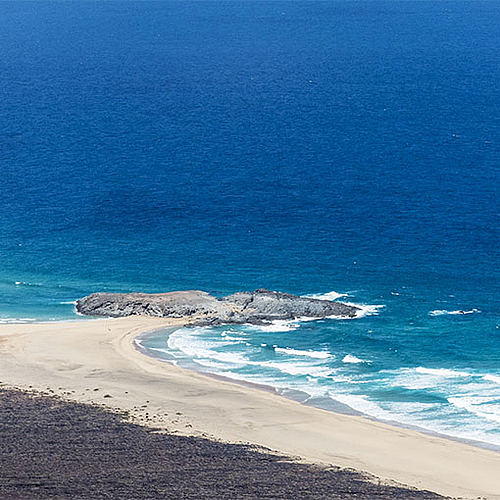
top-left (1, 317), bottom-right (499, 499)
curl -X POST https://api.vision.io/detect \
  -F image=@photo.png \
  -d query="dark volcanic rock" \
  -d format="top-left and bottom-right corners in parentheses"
top-left (222, 288), bottom-right (358, 320)
top-left (0, 388), bottom-right (446, 500)
top-left (76, 290), bottom-right (231, 320)
top-left (76, 288), bottom-right (359, 324)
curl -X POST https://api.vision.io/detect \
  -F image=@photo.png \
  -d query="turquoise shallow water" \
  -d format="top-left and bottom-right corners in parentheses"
top-left (1, 0), bottom-right (499, 446)
top-left (139, 291), bottom-right (500, 449)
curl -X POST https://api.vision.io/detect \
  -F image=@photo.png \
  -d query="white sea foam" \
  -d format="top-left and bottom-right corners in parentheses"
top-left (166, 333), bottom-right (336, 378)
top-left (342, 302), bottom-right (384, 318)
top-left (59, 300), bottom-right (77, 305)
top-left (388, 366), bottom-right (482, 391)
top-left (275, 347), bottom-right (332, 359)
top-left (484, 374), bottom-right (500, 385)
top-left (342, 354), bottom-right (370, 364)
top-left (448, 396), bottom-right (500, 424)
top-left (303, 290), bottom-right (348, 301)
top-left (202, 350), bottom-right (250, 366)
top-left (220, 332), bottom-right (248, 341)
top-left (329, 392), bottom-right (500, 447)
top-left (328, 393), bottom-right (394, 420)
top-left (228, 355), bottom-right (336, 379)
top-left (294, 315), bottom-right (328, 322)
top-left (330, 395), bottom-right (450, 432)
top-left (415, 367), bottom-right (472, 378)
top-left (302, 291), bottom-right (383, 319)
top-left (167, 336), bottom-right (337, 378)
top-left (167, 327), bottom-right (252, 366)
top-left (250, 320), bottom-right (300, 332)
top-left (429, 309), bottom-right (479, 316)
top-left (261, 360), bottom-right (334, 378)
top-left (0, 317), bottom-right (37, 324)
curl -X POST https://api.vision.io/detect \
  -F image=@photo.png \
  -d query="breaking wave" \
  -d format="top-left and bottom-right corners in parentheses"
top-left (0, 317), bottom-right (37, 324)
top-left (415, 367), bottom-right (472, 378)
top-left (429, 309), bottom-right (480, 316)
top-left (249, 320), bottom-right (300, 332)
top-left (274, 347), bottom-right (332, 359)
top-left (342, 354), bottom-right (370, 364)
top-left (303, 290), bottom-right (348, 301)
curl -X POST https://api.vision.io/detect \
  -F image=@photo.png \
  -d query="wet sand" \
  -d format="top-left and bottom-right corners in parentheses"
top-left (0, 317), bottom-right (499, 499)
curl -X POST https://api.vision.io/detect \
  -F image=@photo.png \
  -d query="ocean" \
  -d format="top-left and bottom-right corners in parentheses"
top-left (1, 0), bottom-right (499, 448)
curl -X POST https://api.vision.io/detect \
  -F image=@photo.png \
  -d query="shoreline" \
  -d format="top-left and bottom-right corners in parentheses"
top-left (135, 324), bottom-right (500, 455)
top-left (1, 317), bottom-right (500, 499)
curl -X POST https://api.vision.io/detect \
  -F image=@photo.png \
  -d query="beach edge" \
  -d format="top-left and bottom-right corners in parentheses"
top-left (1, 317), bottom-right (500, 499)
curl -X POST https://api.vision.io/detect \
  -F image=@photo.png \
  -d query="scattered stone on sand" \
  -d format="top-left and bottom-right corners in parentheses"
top-left (0, 388), bottom-right (446, 500)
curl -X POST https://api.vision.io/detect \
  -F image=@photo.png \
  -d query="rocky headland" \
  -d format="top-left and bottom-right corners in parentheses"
top-left (76, 288), bottom-right (359, 325)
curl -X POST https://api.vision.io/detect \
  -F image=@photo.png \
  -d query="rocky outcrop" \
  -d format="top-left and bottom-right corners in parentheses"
top-left (221, 289), bottom-right (357, 321)
top-left (76, 288), bottom-right (359, 325)
top-left (76, 290), bottom-right (229, 320)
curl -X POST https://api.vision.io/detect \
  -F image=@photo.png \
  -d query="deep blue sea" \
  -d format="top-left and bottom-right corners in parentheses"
top-left (1, 0), bottom-right (499, 447)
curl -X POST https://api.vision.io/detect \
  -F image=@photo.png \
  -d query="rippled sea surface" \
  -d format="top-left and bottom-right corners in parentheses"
top-left (1, 0), bottom-right (499, 447)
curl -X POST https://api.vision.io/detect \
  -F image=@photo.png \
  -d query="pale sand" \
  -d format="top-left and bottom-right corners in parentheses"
top-left (0, 317), bottom-right (499, 499)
